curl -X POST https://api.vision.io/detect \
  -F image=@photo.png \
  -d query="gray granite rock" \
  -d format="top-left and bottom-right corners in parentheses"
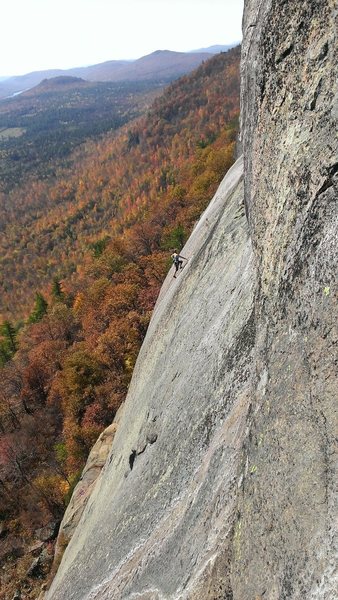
top-left (28, 540), bottom-right (45, 557)
top-left (48, 158), bottom-right (255, 600)
top-left (35, 522), bottom-right (59, 543)
top-left (235, 1), bottom-right (337, 598)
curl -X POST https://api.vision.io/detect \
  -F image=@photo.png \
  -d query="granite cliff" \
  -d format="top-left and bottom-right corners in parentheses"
top-left (47, 1), bottom-right (337, 598)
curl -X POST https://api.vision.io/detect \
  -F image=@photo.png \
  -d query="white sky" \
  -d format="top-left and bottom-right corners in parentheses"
top-left (0, 0), bottom-right (244, 77)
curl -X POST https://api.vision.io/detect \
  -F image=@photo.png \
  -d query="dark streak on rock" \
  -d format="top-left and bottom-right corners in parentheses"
top-left (129, 450), bottom-right (137, 470)
top-left (129, 433), bottom-right (158, 470)
top-left (275, 44), bottom-right (294, 65)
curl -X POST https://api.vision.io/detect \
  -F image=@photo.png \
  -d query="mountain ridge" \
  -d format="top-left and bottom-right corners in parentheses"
top-left (190, 43), bottom-right (238, 53)
top-left (0, 47), bottom-right (234, 99)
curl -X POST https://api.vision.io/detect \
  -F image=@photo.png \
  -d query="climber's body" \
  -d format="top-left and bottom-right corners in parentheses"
top-left (171, 250), bottom-right (187, 278)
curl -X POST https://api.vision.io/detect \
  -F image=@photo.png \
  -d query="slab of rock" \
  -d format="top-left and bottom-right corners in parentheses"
top-left (48, 157), bottom-right (255, 600)
top-left (27, 547), bottom-right (53, 580)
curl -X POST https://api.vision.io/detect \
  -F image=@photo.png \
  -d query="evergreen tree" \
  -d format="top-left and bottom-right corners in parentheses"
top-left (0, 321), bottom-right (17, 353)
top-left (0, 341), bottom-right (11, 366)
top-left (162, 224), bottom-right (187, 250)
top-left (51, 279), bottom-right (64, 302)
top-left (89, 237), bottom-right (110, 258)
top-left (28, 293), bottom-right (48, 324)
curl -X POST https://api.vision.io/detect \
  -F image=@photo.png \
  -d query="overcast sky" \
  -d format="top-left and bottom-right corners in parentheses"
top-left (1, 0), bottom-right (244, 77)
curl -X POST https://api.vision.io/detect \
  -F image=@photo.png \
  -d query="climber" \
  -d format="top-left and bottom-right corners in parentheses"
top-left (171, 249), bottom-right (187, 278)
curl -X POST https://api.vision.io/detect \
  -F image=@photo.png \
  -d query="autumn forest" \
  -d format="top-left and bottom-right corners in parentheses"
top-left (0, 46), bottom-right (240, 598)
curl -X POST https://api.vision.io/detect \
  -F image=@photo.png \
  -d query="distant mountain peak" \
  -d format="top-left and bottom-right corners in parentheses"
top-left (39, 75), bottom-right (86, 86)
top-left (23, 75), bottom-right (87, 96)
top-left (189, 43), bottom-right (239, 54)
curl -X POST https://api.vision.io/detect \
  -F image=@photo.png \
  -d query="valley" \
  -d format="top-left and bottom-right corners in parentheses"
top-left (0, 78), bottom-right (162, 191)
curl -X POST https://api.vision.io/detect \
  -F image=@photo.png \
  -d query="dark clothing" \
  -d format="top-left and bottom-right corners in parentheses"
top-left (174, 258), bottom-right (183, 273)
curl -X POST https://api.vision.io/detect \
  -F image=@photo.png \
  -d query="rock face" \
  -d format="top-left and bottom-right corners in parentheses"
top-left (47, 1), bottom-right (337, 598)
top-left (48, 157), bottom-right (256, 600)
top-left (236, 1), bottom-right (337, 598)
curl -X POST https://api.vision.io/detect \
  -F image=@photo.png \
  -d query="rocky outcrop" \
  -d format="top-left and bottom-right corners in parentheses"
top-left (53, 417), bottom-right (122, 559)
top-left (35, 522), bottom-right (59, 544)
top-left (47, 1), bottom-right (337, 598)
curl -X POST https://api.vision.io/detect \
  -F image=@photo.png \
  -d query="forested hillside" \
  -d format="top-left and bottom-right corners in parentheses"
top-left (0, 46), bottom-right (240, 599)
